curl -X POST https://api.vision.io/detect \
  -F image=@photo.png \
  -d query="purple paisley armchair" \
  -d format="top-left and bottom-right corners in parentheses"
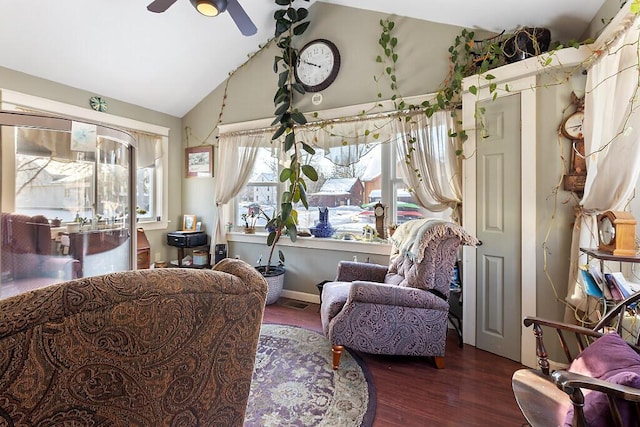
top-left (0, 258), bottom-right (267, 426)
top-left (321, 219), bottom-right (479, 369)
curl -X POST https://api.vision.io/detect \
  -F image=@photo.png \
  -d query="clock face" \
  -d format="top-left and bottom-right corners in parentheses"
top-left (599, 216), bottom-right (615, 246)
top-left (295, 39), bottom-right (340, 93)
top-left (374, 205), bottom-right (384, 216)
top-left (562, 110), bottom-right (584, 140)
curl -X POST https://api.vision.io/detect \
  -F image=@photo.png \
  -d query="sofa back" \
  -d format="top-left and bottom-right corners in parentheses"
top-left (0, 259), bottom-right (267, 426)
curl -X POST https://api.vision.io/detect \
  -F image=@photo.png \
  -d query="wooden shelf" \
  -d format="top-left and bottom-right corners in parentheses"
top-left (580, 248), bottom-right (640, 263)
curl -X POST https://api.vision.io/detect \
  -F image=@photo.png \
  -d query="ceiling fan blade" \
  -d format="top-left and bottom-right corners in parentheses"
top-left (227, 0), bottom-right (257, 36)
top-left (147, 0), bottom-right (179, 13)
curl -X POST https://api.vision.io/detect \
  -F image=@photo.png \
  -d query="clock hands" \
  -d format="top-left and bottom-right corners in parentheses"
top-left (302, 60), bottom-right (321, 68)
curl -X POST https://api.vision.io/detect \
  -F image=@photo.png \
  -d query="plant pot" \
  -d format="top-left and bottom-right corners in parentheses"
top-left (244, 227), bottom-right (256, 234)
top-left (255, 265), bottom-right (285, 305)
top-left (502, 27), bottom-right (551, 63)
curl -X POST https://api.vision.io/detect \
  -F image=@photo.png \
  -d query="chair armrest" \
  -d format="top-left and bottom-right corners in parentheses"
top-left (335, 261), bottom-right (388, 283)
top-left (348, 281), bottom-right (448, 311)
top-left (553, 370), bottom-right (640, 426)
top-left (553, 370), bottom-right (640, 401)
top-left (524, 316), bottom-right (603, 338)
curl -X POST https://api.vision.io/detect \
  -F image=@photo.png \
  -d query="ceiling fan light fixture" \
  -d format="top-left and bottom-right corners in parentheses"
top-left (190, 0), bottom-right (227, 17)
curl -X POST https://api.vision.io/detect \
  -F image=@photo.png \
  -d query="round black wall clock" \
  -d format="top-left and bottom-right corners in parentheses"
top-left (294, 39), bottom-right (341, 93)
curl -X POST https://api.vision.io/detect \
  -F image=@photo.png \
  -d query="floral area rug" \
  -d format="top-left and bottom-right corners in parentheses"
top-left (244, 324), bottom-right (376, 427)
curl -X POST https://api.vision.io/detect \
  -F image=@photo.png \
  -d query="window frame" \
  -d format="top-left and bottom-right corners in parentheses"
top-left (0, 89), bottom-right (169, 231)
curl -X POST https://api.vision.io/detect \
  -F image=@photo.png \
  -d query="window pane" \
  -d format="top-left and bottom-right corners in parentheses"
top-left (136, 166), bottom-right (154, 220)
top-left (236, 147), bottom-right (278, 227)
top-left (297, 145), bottom-right (381, 236)
top-left (16, 153), bottom-right (94, 222)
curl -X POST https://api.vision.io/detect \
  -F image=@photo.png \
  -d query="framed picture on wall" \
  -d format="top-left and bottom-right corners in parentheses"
top-left (183, 214), bottom-right (197, 231)
top-left (185, 145), bottom-right (213, 177)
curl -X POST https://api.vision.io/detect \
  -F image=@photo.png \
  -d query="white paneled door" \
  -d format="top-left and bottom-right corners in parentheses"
top-left (475, 94), bottom-right (522, 362)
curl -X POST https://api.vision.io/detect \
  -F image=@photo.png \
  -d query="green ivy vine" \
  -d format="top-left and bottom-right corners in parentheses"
top-left (264, 0), bottom-right (318, 271)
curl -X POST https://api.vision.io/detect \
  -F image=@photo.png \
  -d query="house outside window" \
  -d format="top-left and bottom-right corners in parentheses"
top-left (235, 140), bottom-right (437, 238)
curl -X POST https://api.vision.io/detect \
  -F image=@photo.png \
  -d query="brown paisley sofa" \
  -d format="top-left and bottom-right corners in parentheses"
top-left (0, 258), bottom-right (267, 427)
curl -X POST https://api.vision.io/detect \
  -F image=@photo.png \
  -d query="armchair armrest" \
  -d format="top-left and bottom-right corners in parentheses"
top-left (553, 370), bottom-right (640, 401)
top-left (552, 370), bottom-right (640, 427)
top-left (348, 281), bottom-right (449, 311)
top-left (335, 261), bottom-right (388, 283)
top-left (524, 316), bottom-right (605, 375)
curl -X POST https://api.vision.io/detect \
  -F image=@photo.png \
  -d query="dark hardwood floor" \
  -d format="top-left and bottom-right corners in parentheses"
top-left (265, 299), bottom-right (529, 427)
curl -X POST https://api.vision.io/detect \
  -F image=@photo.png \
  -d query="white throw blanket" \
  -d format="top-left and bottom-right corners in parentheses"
top-left (389, 219), bottom-right (478, 262)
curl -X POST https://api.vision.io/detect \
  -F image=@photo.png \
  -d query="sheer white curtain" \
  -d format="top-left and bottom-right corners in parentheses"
top-left (131, 131), bottom-right (163, 168)
top-left (565, 15), bottom-right (640, 318)
top-left (392, 110), bottom-right (462, 220)
top-left (212, 130), bottom-right (270, 248)
top-left (295, 115), bottom-right (396, 166)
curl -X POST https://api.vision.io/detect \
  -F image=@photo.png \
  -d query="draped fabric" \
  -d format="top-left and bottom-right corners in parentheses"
top-left (130, 131), bottom-right (163, 168)
top-left (565, 14), bottom-right (640, 318)
top-left (392, 110), bottom-right (462, 221)
top-left (16, 127), bottom-right (163, 168)
top-left (213, 109), bottom-right (464, 248)
top-left (212, 131), bottom-right (269, 248)
top-left (295, 115), bottom-right (396, 166)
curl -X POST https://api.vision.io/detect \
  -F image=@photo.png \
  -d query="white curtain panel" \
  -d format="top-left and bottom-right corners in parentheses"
top-left (565, 14), bottom-right (640, 318)
top-left (392, 110), bottom-right (462, 218)
top-left (295, 115), bottom-right (396, 166)
top-left (212, 131), bottom-right (269, 247)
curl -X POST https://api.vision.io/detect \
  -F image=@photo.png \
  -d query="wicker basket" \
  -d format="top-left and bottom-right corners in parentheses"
top-left (255, 265), bottom-right (285, 305)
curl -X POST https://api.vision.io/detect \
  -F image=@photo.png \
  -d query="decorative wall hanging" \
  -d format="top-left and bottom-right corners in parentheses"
top-left (185, 145), bottom-right (213, 177)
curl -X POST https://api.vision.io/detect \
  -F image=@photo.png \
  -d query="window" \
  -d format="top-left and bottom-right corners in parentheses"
top-left (235, 138), bottom-right (438, 238)
top-left (0, 90), bottom-right (169, 230)
top-left (236, 146), bottom-right (279, 227)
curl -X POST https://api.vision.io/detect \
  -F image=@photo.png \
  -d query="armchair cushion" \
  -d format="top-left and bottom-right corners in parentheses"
top-left (565, 332), bottom-right (640, 426)
top-left (335, 261), bottom-right (388, 283)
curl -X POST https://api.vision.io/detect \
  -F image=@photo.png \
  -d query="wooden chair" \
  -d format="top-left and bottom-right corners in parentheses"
top-left (512, 292), bottom-right (640, 426)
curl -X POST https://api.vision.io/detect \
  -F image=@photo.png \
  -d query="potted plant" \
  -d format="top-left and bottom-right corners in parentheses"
top-left (253, 0), bottom-right (317, 305)
top-left (255, 209), bottom-right (298, 305)
top-left (241, 210), bottom-right (257, 234)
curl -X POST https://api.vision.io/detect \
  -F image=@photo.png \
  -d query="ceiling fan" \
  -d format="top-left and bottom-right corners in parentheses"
top-left (147, 0), bottom-right (257, 36)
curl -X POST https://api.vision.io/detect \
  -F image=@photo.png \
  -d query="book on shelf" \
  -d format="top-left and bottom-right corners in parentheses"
top-left (609, 271), bottom-right (640, 299)
top-left (604, 273), bottom-right (625, 301)
top-left (579, 265), bottom-right (603, 298)
top-left (589, 266), bottom-right (613, 300)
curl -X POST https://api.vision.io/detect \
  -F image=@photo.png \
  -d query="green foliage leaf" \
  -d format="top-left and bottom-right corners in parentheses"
top-left (376, 55), bottom-right (382, 63)
top-left (297, 8), bottom-right (309, 20)
top-left (291, 111), bottom-right (307, 125)
top-left (277, 70), bottom-right (289, 88)
top-left (267, 231), bottom-right (276, 246)
top-left (272, 124), bottom-right (286, 140)
top-left (293, 21), bottom-right (310, 35)
top-left (301, 164), bottom-right (318, 181)
top-left (292, 82), bottom-right (306, 95)
top-left (275, 102), bottom-right (290, 116)
top-left (301, 142), bottom-right (315, 155)
top-left (275, 20), bottom-right (290, 37)
top-left (469, 85), bottom-right (477, 95)
top-left (284, 132), bottom-right (295, 151)
top-left (280, 168), bottom-right (292, 182)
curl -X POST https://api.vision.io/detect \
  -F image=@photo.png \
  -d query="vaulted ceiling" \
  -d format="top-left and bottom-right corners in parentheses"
top-left (0, 0), bottom-right (608, 117)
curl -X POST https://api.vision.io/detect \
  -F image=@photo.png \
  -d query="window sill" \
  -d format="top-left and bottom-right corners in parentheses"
top-left (226, 231), bottom-right (391, 255)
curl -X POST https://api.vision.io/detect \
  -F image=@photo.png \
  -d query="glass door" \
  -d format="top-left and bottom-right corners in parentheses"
top-left (0, 111), bottom-right (136, 298)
